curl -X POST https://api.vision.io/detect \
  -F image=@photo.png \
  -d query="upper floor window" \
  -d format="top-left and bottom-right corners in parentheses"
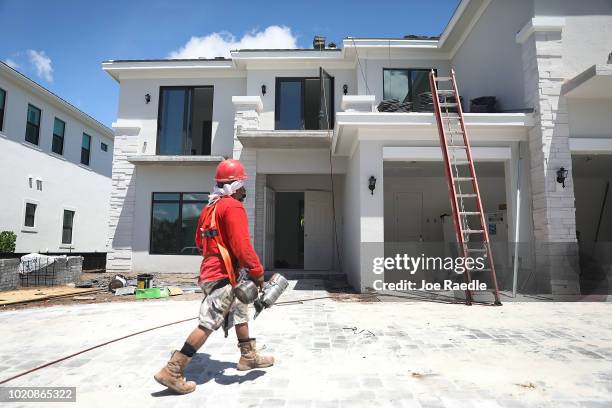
top-left (0, 88), bottom-right (6, 131)
top-left (157, 86), bottom-right (213, 156)
top-left (275, 68), bottom-right (334, 131)
top-left (25, 104), bottom-right (41, 145)
top-left (101, 142), bottom-right (108, 152)
top-left (24, 202), bottom-right (37, 228)
top-left (81, 133), bottom-right (91, 165)
top-left (383, 68), bottom-right (433, 109)
top-left (52, 117), bottom-right (65, 155)
top-left (62, 209), bottom-right (75, 245)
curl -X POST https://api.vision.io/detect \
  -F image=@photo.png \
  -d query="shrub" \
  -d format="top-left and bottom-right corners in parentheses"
top-left (0, 231), bottom-right (17, 253)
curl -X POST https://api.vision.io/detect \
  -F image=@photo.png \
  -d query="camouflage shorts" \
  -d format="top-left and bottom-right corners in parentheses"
top-left (198, 281), bottom-right (248, 331)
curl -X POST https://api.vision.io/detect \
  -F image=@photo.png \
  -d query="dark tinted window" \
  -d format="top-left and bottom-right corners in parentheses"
top-left (275, 79), bottom-right (303, 130)
top-left (81, 133), bottom-right (91, 165)
top-left (150, 192), bottom-right (208, 255)
top-left (383, 68), bottom-right (433, 108)
top-left (101, 142), bottom-right (108, 152)
top-left (52, 118), bottom-right (65, 155)
top-left (0, 88), bottom-right (6, 131)
top-left (24, 203), bottom-right (37, 227)
top-left (62, 210), bottom-right (75, 244)
top-left (25, 104), bottom-right (41, 145)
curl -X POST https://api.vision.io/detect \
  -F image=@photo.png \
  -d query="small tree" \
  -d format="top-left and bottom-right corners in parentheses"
top-left (0, 231), bottom-right (17, 253)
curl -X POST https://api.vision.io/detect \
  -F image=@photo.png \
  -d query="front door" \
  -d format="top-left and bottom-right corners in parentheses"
top-left (394, 192), bottom-right (423, 242)
top-left (304, 190), bottom-right (333, 270)
top-left (263, 186), bottom-right (275, 269)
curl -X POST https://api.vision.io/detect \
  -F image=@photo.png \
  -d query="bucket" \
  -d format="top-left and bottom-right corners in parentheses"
top-left (137, 274), bottom-right (153, 289)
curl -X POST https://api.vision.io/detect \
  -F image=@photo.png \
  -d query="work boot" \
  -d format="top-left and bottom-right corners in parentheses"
top-left (154, 351), bottom-right (196, 394)
top-left (237, 338), bottom-right (275, 371)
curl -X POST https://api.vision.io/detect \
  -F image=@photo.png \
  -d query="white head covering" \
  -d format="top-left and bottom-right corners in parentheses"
top-left (207, 180), bottom-right (244, 205)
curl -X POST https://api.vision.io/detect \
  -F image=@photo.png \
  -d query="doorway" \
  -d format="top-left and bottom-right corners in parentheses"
top-left (274, 192), bottom-right (304, 269)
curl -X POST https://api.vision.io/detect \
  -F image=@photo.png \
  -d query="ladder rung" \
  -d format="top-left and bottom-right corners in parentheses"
top-left (463, 229), bottom-right (484, 234)
top-left (437, 89), bottom-right (455, 95)
top-left (451, 161), bottom-right (470, 165)
top-left (440, 103), bottom-right (458, 108)
top-left (454, 177), bottom-right (474, 181)
top-left (448, 145), bottom-right (468, 149)
top-left (459, 211), bottom-right (481, 215)
top-left (466, 248), bottom-right (487, 252)
top-left (435, 76), bottom-right (452, 82)
top-left (457, 193), bottom-right (477, 198)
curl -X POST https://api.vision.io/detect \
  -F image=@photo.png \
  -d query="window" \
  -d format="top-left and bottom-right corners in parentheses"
top-left (0, 88), bottom-right (6, 131)
top-left (24, 202), bottom-right (37, 227)
top-left (81, 133), bottom-right (91, 165)
top-left (157, 86), bottom-right (213, 155)
top-left (383, 68), bottom-right (434, 109)
top-left (52, 118), bottom-right (65, 155)
top-left (62, 210), bottom-right (75, 244)
top-left (25, 104), bottom-right (41, 145)
top-left (275, 68), bottom-right (334, 130)
top-left (150, 192), bottom-right (208, 255)
top-left (101, 142), bottom-right (108, 152)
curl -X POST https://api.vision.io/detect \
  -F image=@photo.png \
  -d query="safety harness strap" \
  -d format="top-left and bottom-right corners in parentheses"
top-left (203, 201), bottom-right (237, 287)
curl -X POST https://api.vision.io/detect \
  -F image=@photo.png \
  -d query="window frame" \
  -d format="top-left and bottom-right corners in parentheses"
top-left (101, 141), bottom-right (108, 152)
top-left (382, 68), bottom-right (436, 104)
top-left (81, 132), bottom-right (91, 165)
top-left (52, 117), bottom-right (66, 155)
top-left (149, 192), bottom-right (209, 255)
top-left (274, 76), bottom-right (335, 131)
top-left (0, 87), bottom-right (6, 132)
top-left (60, 208), bottom-right (76, 246)
top-left (22, 199), bottom-right (39, 232)
top-left (156, 85), bottom-right (214, 156)
top-left (25, 103), bottom-right (42, 145)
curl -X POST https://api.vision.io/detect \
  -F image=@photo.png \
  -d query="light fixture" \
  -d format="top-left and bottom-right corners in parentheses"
top-left (556, 167), bottom-right (569, 188)
top-left (261, 84), bottom-right (267, 95)
top-left (368, 176), bottom-right (377, 195)
top-left (343, 84), bottom-right (348, 95)
top-left (145, 93), bottom-right (151, 104)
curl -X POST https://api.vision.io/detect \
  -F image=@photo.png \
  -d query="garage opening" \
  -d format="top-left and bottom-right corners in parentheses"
top-left (383, 161), bottom-right (512, 288)
top-left (572, 154), bottom-right (612, 294)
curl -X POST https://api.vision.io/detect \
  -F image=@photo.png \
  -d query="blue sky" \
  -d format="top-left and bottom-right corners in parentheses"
top-left (0, 0), bottom-right (458, 127)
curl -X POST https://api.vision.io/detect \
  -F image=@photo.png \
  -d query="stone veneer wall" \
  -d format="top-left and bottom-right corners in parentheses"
top-left (106, 134), bottom-right (139, 273)
top-left (0, 259), bottom-right (19, 291)
top-left (518, 18), bottom-right (580, 294)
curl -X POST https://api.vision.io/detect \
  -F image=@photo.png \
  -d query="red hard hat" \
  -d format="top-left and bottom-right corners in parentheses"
top-left (215, 159), bottom-right (248, 183)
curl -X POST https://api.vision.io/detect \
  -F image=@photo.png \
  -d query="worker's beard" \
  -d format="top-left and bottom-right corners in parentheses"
top-left (234, 189), bottom-right (247, 202)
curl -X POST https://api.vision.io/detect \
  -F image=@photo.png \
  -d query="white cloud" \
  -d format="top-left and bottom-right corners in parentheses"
top-left (168, 25), bottom-right (298, 59)
top-left (4, 58), bottom-right (19, 69)
top-left (27, 50), bottom-right (53, 82)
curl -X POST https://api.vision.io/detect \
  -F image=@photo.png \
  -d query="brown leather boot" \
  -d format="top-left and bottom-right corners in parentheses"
top-left (154, 351), bottom-right (196, 394)
top-left (237, 338), bottom-right (274, 371)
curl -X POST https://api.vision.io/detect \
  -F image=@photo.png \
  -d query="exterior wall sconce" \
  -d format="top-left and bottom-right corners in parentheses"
top-left (145, 93), bottom-right (151, 104)
top-left (556, 167), bottom-right (569, 188)
top-left (261, 84), bottom-right (267, 95)
top-left (368, 176), bottom-right (377, 195)
top-left (343, 84), bottom-right (348, 95)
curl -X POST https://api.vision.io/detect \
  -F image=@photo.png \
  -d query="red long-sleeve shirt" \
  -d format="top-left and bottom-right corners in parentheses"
top-left (195, 196), bottom-right (263, 283)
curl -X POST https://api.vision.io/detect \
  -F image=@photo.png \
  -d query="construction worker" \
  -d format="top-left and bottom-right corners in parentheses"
top-left (154, 159), bottom-right (274, 394)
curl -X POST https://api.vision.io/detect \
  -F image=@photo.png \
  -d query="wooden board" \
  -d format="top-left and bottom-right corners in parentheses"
top-left (0, 287), bottom-right (102, 305)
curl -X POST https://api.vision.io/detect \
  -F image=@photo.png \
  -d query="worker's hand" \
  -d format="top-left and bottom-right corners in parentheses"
top-left (254, 275), bottom-right (265, 289)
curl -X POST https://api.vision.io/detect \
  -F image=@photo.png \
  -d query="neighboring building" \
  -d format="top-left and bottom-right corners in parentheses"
top-left (103, 0), bottom-right (612, 295)
top-left (0, 62), bottom-right (114, 254)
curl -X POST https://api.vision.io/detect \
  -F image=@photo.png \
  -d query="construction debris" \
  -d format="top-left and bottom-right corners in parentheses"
top-left (114, 286), bottom-right (136, 296)
top-left (72, 296), bottom-right (96, 301)
top-left (167, 286), bottom-right (184, 296)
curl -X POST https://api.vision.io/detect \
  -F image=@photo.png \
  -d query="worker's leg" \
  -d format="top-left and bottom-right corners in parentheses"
top-left (154, 282), bottom-right (230, 394)
top-left (232, 303), bottom-right (275, 371)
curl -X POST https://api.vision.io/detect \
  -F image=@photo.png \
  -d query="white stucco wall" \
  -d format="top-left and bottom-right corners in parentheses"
top-left (0, 73), bottom-right (113, 177)
top-left (342, 143), bottom-right (362, 288)
top-left (0, 137), bottom-right (111, 253)
top-left (245, 68), bottom-right (355, 130)
top-left (116, 76), bottom-right (246, 157)
top-left (451, 0), bottom-right (534, 112)
top-left (568, 99), bottom-right (612, 139)
top-left (130, 165), bottom-right (217, 273)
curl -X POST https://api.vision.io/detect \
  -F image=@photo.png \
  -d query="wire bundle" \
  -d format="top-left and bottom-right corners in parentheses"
top-left (376, 99), bottom-right (413, 112)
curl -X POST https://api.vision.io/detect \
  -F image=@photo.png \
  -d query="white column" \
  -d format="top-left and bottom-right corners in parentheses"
top-left (518, 17), bottom-right (579, 294)
top-left (106, 127), bottom-right (140, 273)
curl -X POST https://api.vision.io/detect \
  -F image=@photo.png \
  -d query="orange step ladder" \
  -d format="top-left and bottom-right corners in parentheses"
top-left (429, 69), bottom-right (502, 306)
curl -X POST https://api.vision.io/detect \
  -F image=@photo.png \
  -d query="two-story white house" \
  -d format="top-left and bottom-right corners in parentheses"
top-left (0, 62), bottom-right (114, 255)
top-left (103, 0), bottom-right (612, 295)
